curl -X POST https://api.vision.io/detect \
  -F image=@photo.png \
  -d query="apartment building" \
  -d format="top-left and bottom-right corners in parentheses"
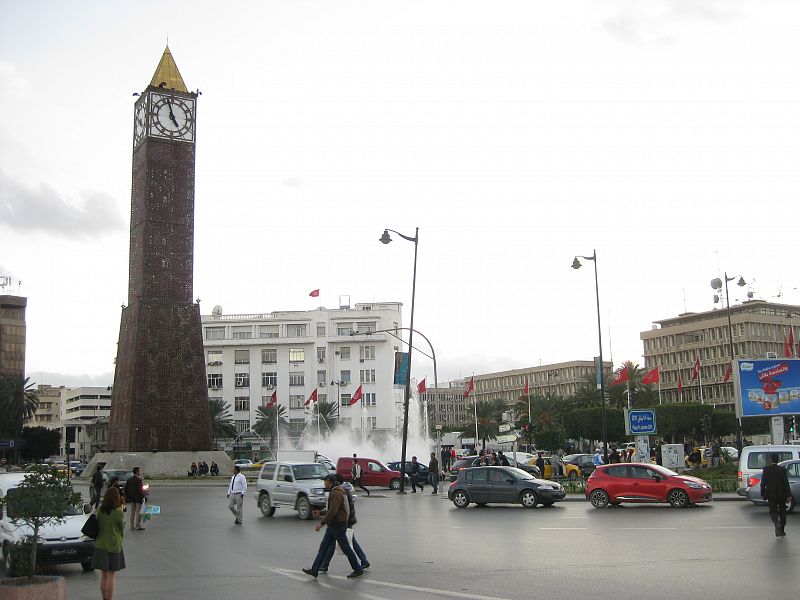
top-left (421, 383), bottom-right (468, 428)
top-left (60, 386), bottom-right (112, 461)
top-left (26, 385), bottom-right (64, 427)
top-left (641, 300), bottom-right (800, 406)
top-left (202, 301), bottom-right (404, 440)
top-left (0, 294), bottom-right (26, 379)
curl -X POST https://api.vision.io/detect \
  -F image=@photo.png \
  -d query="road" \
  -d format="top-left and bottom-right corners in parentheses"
top-left (52, 485), bottom-right (798, 599)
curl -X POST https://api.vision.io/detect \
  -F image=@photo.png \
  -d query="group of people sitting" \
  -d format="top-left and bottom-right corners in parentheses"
top-left (189, 460), bottom-right (219, 477)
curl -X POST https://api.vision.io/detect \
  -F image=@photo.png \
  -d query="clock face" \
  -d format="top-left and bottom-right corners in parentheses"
top-left (148, 93), bottom-right (195, 142)
top-left (133, 101), bottom-right (147, 148)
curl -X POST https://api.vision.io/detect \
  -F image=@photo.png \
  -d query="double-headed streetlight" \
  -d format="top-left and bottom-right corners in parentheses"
top-left (572, 250), bottom-right (608, 462)
top-left (380, 227), bottom-right (419, 494)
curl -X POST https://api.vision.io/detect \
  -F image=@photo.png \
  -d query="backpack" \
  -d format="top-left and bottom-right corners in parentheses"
top-left (345, 489), bottom-right (357, 527)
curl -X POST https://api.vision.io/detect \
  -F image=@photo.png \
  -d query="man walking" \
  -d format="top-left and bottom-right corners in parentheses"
top-left (303, 474), bottom-right (363, 578)
top-left (351, 454), bottom-right (370, 496)
top-left (227, 465), bottom-right (247, 525)
top-left (91, 465), bottom-right (104, 509)
top-left (760, 453), bottom-right (792, 537)
top-left (125, 467), bottom-right (146, 531)
top-left (428, 452), bottom-right (440, 494)
top-left (441, 447), bottom-right (450, 472)
top-left (318, 474), bottom-right (370, 573)
top-left (410, 456), bottom-right (422, 493)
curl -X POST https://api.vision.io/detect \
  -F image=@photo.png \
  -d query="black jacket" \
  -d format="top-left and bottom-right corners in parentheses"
top-left (761, 463), bottom-right (791, 501)
top-left (125, 475), bottom-right (145, 503)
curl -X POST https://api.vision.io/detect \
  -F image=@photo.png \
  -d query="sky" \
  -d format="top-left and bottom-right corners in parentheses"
top-left (1, 0), bottom-right (799, 389)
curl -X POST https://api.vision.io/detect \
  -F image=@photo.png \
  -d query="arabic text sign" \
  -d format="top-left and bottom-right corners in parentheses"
top-left (625, 409), bottom-right (657, 435)
top-left (735, 359), bottom-right (800, 417)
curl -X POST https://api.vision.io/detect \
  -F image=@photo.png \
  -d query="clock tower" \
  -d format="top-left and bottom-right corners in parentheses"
top-left (108, 47), bottom-right (212, 452)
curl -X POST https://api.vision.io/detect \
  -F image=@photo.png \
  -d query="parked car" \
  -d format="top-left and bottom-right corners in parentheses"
top-left (737, 445), bottom-right (800, 496)
top-left (255, 461), bottom-right (329, 520)
top-left (536, 458), bottom-right (582, 480)
top-left (563, 454), bottom-right (596, 477)
top-left (744, 458), bottom-right (800, 512)
top-left (234, 459), bottom-right (255, 469)
top-left (448, 466), bottom-right (565, 509)
top-left (387, 461), bottom-right (430, 488)
top-left (69, 461), bottom-right (87, 477)
top-left (586, 463), bottom-right (712, 508)
top-left (335, 457), bottom-right (407, 490)
top-left (449, 455), bottom-right (541, 481)
top-left (0, 473), bottom-right (94, 576)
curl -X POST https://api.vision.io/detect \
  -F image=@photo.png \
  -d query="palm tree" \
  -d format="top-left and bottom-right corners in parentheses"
top-left (569, 374), bottom-right (604, 410)
top-left (253, 404), bottom-right (288, 447)
top-left (0, 375), bottom-right (39, 438)
top-left (209, 398), bottom-right (236, 441)
top-left (310, 400), bottom-right (339, 437)
top-left (460, 399), bottom-right (504, 450)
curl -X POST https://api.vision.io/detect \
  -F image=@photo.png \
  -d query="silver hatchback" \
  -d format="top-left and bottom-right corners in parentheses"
top-left (744, 459), bottom-right (800, 513)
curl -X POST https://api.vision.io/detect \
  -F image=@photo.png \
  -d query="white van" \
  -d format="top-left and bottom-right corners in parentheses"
top-left (737, 445), bottom-right (800, 496)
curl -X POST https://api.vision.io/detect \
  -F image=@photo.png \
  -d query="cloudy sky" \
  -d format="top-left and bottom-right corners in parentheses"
top-left (1, 0), bottom-right (799, 388)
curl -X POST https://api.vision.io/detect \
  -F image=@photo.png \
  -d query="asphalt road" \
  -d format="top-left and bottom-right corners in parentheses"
top-left (50, 484), bottom-right (799, 600)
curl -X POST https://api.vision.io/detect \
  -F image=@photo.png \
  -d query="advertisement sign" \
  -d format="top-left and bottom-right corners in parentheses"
top-left (634, 435), bottom-right (650, 463)
top-left (661, 444), bottom-right (684, 470)
top-left (624, 409), bottom-right (657, 435)
top-left (734, 358), bottom-right (800, 418)
top-left (393, 352), bottom-right (409, 386)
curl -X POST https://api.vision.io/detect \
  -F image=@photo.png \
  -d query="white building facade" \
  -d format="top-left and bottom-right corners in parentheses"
top-left (60, 386), bottom-right (112, 461)
top-left (201, 302), bottom-right (404, 440)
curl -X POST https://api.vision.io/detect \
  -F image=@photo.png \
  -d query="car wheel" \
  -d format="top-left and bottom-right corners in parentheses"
top-left (296, 496), bottom-right (312, 520)
top-left (81, 561), bottom-right (94, 572)
top-left (589, 489), bottom-right (610, 509)
top-left (259, 492), bottom-right (276, 517)
top-left (668, 489), bottom-right (690, 508)
top-left (453, 490), bottom-right (470, 508)
top-left (520, 490), bottom-right (539, 508)
top-left (389, 478), bottom-right (401, 490)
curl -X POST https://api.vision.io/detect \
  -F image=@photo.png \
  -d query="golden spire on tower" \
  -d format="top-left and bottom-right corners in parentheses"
top-left (149, 45), bottom-right (187, 92)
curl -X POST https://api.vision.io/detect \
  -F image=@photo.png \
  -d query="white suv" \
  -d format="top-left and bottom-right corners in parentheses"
top-left (255, 461), bottom-right (329, 520)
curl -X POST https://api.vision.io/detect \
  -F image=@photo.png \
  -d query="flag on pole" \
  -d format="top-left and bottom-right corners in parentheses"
top-left (309, 289), bottom-right (320, 298)
top-left (790, 328), bottom-right (796, 357)
top-left (305, 388), bottom-right (318, 406)
top-left (523, 378), bottom-right (529, 397)
top-left (610, 366), bottom-right (629, 386)
top-left (349, 384), bottom-right (363, 406)
top-left (723, 364), bottom-right (733, 383)
top-left (266, 391), bottom-right (277, 408)
top-left (417, 378), bottom-right (427, 394)
top-left (677, 371), bottom-right (683, 395)
top-left (463, 377), bottom-right (474, 400)
top-left (691, 357), bottom-right (701, 381)
top-left (784, 333), bottom-right (792, 358)
top-left (642, 367), bottom-right (660, 385)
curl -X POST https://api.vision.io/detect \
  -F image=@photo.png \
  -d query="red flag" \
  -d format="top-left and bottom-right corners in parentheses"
top-left (677, 371), bottom-right (683, 394)
top-left (309, 289), bottom-right (320, 298)
top-left (691, 357), bottom-right (701, 381)
top-left (417, 378), bottom-right (427, 394)
top-left (349, 384), bottom-right (363, 406)
top-left (784, 333), bottom-right (792, 358)
top-left (642, 367), bottom-right (659, 385)
top-left (305, 388), bottom-right (318, 406)
top-left (610, 366), bottom-right (629, 386)
top-left (790, 329), bottom-right (796, 358)
top-left (266, 391), bottom-right (277, 408)
top-left (463, 377), bottom-right (474, 400)
top-left (523, 378), bottom-right (529, 397)
top-left (723, 364), bottom-right (733, 383)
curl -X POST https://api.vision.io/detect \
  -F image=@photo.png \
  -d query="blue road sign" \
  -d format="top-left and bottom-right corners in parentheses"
top-left (626, 409), bottom-right (656, 435)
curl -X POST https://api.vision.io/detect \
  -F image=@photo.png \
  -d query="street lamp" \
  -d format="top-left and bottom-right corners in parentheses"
top-left (380, 227), bottom-right (419, 494)
top-left (572, 250), bottom-right (608, 462)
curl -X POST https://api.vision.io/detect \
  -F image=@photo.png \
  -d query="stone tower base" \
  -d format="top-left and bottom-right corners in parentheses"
top-left (81, 451), bottom-right (235, 478)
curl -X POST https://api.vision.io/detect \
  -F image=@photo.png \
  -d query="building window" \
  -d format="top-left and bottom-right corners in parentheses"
top-left (360, 345), bottom-right (376, 360)
top-left (318, 393), bottom-right (327, 403)
top-left (261, 372), bottom-right (277, 387)
top-left (341, 394), bottom-right (351, 407)
top-left (260, 325), bottom-right (279, 338)
top-left (235, 420), bottom-right (250, 433)
top-left (339, 347), bottom-right (351, 360)
top-left (340, 370), bottom-right (351, 384)
top-left (232, 326), bottom-right (252, 339)
top-left (363, 392), bottom-right (376, 406)
top-left (207, 350), bottom-right (223, 365)
top-left (205, 327), bottom-right (225, 340)
top-left (261, 396), bottom-right (273, 407)
top-left (289, 418), bottom-right (305, 432)
top-left (234, 350), bottom-right (250, 364)
top-left (317, 370), bottom-right (327, 385)
top-left (289, 372), bottom-right (305, 386)
top-left (337, 323), bottom-right (353, 336)
top-left (360, 369), bottom-right (376, 383)
top-left (261, 348), bottom-right (277, 364)
top-left (235, 372), bottom-right (250, 388)
top-left (289, 348), bottom-right (305, 362)
top-left (286, 324), bottom-right (307, 337)
top-left (234, 397), bottom-right (250, 411)
top-left (317, 323), bottom-right (326, 337)
top-left (289, 395), bottom-right (305, 409)
top-left (207, 373), bottom-right (223, 389)
top-left (356, 322), bottom-right (377, 334)
top-left (316, 347), bottom-right (326, 362)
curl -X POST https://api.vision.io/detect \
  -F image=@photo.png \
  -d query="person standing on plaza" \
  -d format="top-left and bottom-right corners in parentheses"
top-left (608, 448), bottom-right (620, 464)
top-left (124, 467), bottom-right (146, 532)
top-left (592, 449), bottom-right (604, 467)
top-left (410, 456), bottom-right (422, 493)
top-left (303, 474), bottom-right (364, 578)
top-left (92, 486), bottom-right (126, 600)
top-left (351, 454), bottom-right (370, 496)
top-left (760, 453), bottom-right (792, 537)
top-left (227, 465), bottom-right (247, 525)
top-left (441, 447), bottom-right (450, 472)
top-left (428, 452), bottom-right (440, 494)
top-left (318, 475), bottom-right (370, 573)
top-left (536, 452), bottom-right (546, 475)
top-left (91, 464), bottom-right (104, 509)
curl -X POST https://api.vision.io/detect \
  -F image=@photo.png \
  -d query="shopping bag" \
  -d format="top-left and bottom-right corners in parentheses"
top-left (81, 513), bottom-right (99, 539)
top-left (335, 528), bottom-right (354, 555)
top-left (140, 504), bottom-right (160, 523)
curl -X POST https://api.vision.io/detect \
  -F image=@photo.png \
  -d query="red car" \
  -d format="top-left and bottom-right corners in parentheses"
top-left (585, 463), bottom-right (712, 508)
top-left (335, 457), bottom-right (406, 490)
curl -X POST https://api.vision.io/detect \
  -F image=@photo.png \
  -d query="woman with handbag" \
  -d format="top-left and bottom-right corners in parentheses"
top-left (92, 486), bottom-right (126, 600)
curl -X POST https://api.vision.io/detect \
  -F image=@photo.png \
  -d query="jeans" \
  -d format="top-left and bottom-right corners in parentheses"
top-left (320, 527), bottom-right (368, 570)
top-left (310, 524), bottom-right (361, 575)
top-left (428, 472), bottom-right (439, 493)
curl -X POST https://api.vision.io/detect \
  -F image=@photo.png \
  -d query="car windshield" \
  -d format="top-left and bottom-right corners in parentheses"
top-left (649, 464), bottom-right (679, 477)
top-left (6, 488), bottom-right (82, 518)
top-left (563, 454), bottom-right (581, 462)
top-left (506, 467), bottom-right (534, 480)
top-left (293, 464), bottom-right (329, 480)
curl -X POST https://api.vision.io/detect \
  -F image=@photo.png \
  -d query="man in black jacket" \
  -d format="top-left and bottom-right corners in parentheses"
top-left (125, 467), bottom-right (146, 531)
top-left (760, 453), bottom-right (792, 537)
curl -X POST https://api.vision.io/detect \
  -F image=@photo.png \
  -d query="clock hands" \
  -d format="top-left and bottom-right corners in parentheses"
top-left (166, 98), bottom-right (179, 128)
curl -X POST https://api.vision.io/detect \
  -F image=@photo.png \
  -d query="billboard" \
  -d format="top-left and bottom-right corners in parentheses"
top-left (734, 358), bottom-right (800, 418)
top-left (393, 352), bottom-right (409, 386)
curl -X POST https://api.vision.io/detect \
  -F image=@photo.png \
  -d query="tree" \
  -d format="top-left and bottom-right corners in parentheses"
top-left (310, 400), bottom-right (339, 437)
top-left (569, 374), bottom-right (604, 410)
top-left (253, 404), bottom-right (288, 447)
top-left (562, 407), bottom-right (625, 442)
top-left (460, 399), bottom-right (504, 450)
top-left (0, 466), bottom-right (82, 580)
top-left (21, 427), bottom-right (61, 462)
top-left (209, 398), bottom-right (236, 441)
top-left (0, 376), bottom-right (39, 440)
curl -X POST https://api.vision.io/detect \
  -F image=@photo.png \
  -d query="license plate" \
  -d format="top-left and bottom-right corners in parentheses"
top-left (50, 548), bottom-right (78, 556)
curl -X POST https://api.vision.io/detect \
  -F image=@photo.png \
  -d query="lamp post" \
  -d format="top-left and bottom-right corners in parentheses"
top-left (711, 273), bottom-right (746, 451)
top-left (380, 227), bottom-right (419, 494)
top-left (572, 250), bottom-right (608, 462)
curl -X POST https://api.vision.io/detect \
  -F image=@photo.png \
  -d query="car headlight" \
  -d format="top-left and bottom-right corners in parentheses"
top-left (311, 488), bottom-right (325, 495)
top-left (685, 481), bottom-right (705, 489)
top-left (538, 484), bottom-right (555, 490)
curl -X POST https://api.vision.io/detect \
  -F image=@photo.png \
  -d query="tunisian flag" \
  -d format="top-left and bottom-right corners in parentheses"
top-left (691, 357), bottom-right (701, 381)
top-left (789, 329), bottom-right (796, 358)
top-left (305, 388), bottom-right (318, 406)
top-left (677, 371), bottom-right (683, 394)
top-left (610, 366), bottom-right (629, 386)
top-left (523, 378), bottom-right (529, 397)
top-left (463, 377), bottom-right (474, 400)
top-left (784, 333), bottom-right (792, 358)
top-left (417, 378), bottom-right (427, 394)
top-left (723, 364), bottom-right (733, 383)
top-left (266, 391), bottom-right (277, 408)
top-left (349, 384), bottom-right (363, 406)
top-left (642, 367), bottom-right (660, 385)
top-left (309, 289), bottom-right (320, 298)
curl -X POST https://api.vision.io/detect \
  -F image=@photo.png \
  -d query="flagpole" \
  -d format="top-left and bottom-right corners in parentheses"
top-left (698, 360), bottom-right (704, 404)
top-left (276, 400), bottom-right (280, 451)
top-left (472, 374), bottom-right (479, 450)
top-left (658, 368), bottom-right (662, 405)
top-left (626, 376), bottom-right (631, 410)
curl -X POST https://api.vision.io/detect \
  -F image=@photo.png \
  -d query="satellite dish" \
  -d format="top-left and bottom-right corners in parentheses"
top-left (212, 305), bottom-right (223, 318)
